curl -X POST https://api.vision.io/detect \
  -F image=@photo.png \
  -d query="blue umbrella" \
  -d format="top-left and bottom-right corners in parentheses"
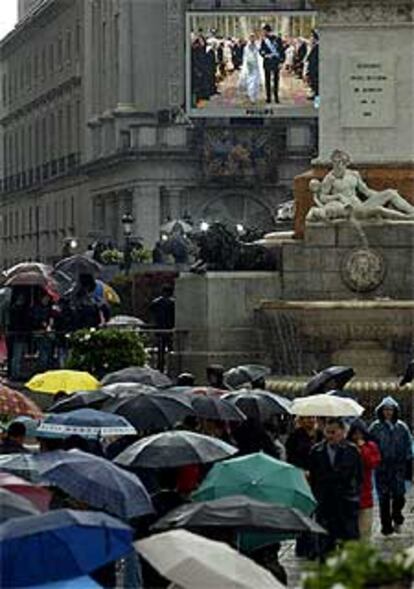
top-left (29, 577), bottom-right (100, 589)
top-left (0, 488), bottom-right (40, 522)
top-left (36, 450), bottom-right (154, 520)
top-left (0, 453), bottom-right (41, 483)
top-left (36, 409), bottom-right (136, 439)
top-left (0, 509), bottom-right (132, 587)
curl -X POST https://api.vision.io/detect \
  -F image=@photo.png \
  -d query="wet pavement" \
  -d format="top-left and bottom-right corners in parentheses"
top-left (281, 486), bottom-right (414, 587)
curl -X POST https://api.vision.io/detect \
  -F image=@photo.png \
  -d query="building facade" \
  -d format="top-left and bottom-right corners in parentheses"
top-left (0, 0), bottom-right (317, 266)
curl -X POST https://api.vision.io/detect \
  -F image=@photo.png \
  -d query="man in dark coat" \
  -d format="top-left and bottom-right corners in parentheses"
top-left (259, 24), bottom-right (285, 104)
top-left (309, 418), bottom-right (363, 556)
top-left (150, 284), bottom-right (175, 372)
top-left (369, 396), bottom-right (412, 535)
top-left (305, 30), bottom-right (319, 98)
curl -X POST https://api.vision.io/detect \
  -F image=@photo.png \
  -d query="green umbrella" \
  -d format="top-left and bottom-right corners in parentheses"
top-left (192, 453), bottom-right (316, 516)
top-left (192, 453), bottom-right (317, 552)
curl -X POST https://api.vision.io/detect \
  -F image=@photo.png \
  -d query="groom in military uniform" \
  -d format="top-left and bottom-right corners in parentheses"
top-left (259, 24), bottom-right (285, 104)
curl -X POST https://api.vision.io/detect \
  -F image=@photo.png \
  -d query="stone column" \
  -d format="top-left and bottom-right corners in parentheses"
top-left (132, 184), bottom-right (160, 247)
top-left (116, 0), bottom-right (135, 112)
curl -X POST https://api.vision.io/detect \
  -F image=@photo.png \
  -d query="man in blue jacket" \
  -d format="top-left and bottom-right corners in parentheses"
top-left (369, 396), bottom-right (412, 535)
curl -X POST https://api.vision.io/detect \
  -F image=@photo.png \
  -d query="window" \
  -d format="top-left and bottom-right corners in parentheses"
top-left (13, 130), bottom-right (18, 175)
top-left (75, 21), bottom-right (81, 57)
top-left (41, 47), bottom-right (47, 79)
top-left (20, 126), bottom-right (25, 172)
top-left (2, 74), bottom-right (7, 106)
top-left (19, 65), bottom-right (24, 93)
top-left (49, 43), bottom-right (54, 75)
top-left (70, 196), bottom-right (75, 229)
top-left (62, 199), bottom-right (67, 229)
top-left (49, 112), bottom-right (56, 160)
top-left (34, 54), bottom-right (39, 81)
top-left (26, 60), bottom-right (32, 89)
top-left (58, 37), bottom-right (63, 69)
top-left (75, 99), bottom-right (81, 154)
top-left (27, 124), bottom-right (33, 171)
top-left (41, 117), bottom-right (47, 163)
top-left (66, 30), bottom-right (72, 63)
top-left (66, 103), bottom-right (72, 154)
top-left (3, 133), bottom-right (7, 175)
top-left (58, 108), bottom-right (63, 157)
top-left (34, 119), bottom-right (41, 167)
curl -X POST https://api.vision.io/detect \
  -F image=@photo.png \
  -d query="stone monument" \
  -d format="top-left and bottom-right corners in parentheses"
top-left (294, 0), bottom-right (414, 238)
top-left (174, 0), bottom-right (414, 398)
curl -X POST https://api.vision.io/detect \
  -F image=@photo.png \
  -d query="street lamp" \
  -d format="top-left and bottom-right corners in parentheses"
top-left (61, 236), bottom-right (78, 259)
top-left (122, 212), bottom-right (134, 276)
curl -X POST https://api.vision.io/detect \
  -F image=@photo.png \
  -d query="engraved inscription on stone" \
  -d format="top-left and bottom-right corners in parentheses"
top-left (340, 54), bottom-right (395, 128)
top-left (341, 248), bottom-right (386, 293)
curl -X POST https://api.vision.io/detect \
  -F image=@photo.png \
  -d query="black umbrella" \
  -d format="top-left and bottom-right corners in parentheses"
top-left (114, 431), bottom-right (238, 469)
top-left (223, 390), bottom-right (292, 422)
top-left (103, 394), bottom-right (194, 431)
top-left (151, 495), bottom-right (326, 536)
top-left (101, 367), bottom-right (172, 388)
top-left (55, 255), bottom-right (102, 278)
top-left (191, 396), bottom-right (246, 422)
top-left (304, 366), bottom-right (355, 396)
top-left (223, 365), bottom-right (270, 390)
top-left (400, 360), bottom-right (414, 386)
top-left (48, 390), bottom-right (114, 413)
top-left (0, 488), bottom-right (41, 522)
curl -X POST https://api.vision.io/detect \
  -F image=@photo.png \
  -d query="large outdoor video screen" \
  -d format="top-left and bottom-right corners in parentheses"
top-left (186, 12), bottom-right (318, 118)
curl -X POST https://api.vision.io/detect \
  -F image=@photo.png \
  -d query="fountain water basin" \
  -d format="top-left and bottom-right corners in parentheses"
top-left (258, 299), bottom-right (414, 378)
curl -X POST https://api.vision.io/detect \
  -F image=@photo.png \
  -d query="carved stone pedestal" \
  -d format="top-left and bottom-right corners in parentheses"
top-left (294, 164), bottom-right (414, 238)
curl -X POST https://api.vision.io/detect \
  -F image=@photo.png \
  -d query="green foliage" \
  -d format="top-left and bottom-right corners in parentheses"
top-left (100, 249), bottom-right (123, 265)
top-left (131, 247), bottom-right (152, 263)
top-left (304, 542), bottom-right (414, 589)
top-left (66, 327), bottom-right (146, 377)
top-left (100, 247), bottom-right (152, 265)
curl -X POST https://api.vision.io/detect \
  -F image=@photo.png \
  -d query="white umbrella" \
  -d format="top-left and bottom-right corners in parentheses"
top-left (290, 393), bottom-right (364, 417)
top-left (136, 530), bottom-right (283, 589)
top-left (107, 315), bottom-right (145, 327)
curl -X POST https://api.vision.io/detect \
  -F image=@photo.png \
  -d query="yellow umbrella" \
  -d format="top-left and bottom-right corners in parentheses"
top-left (103, 282), bottom-right (121, 305)
top-left (25, 370), bottom-right (100, 395)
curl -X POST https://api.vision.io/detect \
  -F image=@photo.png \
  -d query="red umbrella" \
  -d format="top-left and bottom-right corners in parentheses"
top-left (0, 385), bottom-right (43, 420)
top-left (4, 272), bottom-right (60, 301)
top-left (0, 472), bottom-right (51, 512)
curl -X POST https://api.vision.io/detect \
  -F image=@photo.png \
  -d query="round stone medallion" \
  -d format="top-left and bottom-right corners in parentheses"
top-left (341, 248), bottom-right (386, 293)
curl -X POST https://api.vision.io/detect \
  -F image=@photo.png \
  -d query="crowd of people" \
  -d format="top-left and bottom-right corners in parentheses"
top-left (5, 273), bottom-right (109, 381)
top-left (190, 24), bottom-right (319, 107)
top-left (0, 351), bottom-right (412, 588)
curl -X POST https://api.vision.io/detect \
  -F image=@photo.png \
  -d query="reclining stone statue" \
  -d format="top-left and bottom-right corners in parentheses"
top-left (307, 150), bottom-right (414, 223)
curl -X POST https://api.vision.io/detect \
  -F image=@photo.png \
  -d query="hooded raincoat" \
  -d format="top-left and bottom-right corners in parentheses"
top-left (368, 396), bottom-right (412, 498)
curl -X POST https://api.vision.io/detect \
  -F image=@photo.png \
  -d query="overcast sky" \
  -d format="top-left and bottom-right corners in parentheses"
top-left (0, 1), bottom-right (17, 41)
